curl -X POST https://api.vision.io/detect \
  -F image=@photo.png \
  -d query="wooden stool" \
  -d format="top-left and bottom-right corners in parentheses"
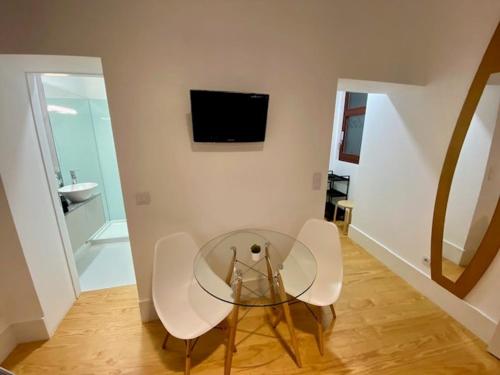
top-left (333, 200), bottom-right (354, 235)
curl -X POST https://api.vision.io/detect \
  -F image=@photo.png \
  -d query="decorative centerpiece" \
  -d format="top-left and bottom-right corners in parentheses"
top-left (250, 244), bottom-right (262, 261)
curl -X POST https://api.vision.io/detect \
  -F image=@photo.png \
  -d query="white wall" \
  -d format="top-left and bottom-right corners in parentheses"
top-left (488, 321), bottom-right (500, 358)
top-left (349, 81), bottom-right (500, 341)
top-left (464, 84), bottom-right (500, 254)
top-left (0, 0), bottom-right (499, 345)
top-left (444, 84), bottom-right (500, 263)
top-left (352, 89), bottom-right (434, 268)
top-left (465, 88), bottom-right (500, 321)
top-left (0, 177), bottom-right (46, 362)
top-left (330, 80), bottom-right (418, 202)
top-left (328, 91), bottom-right (359, 199)
top-left (0, 0), bottom-right (456, 322)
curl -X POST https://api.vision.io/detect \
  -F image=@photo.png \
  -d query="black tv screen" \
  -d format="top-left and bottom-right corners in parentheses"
top-left (190, 90), bottom-right (269, 142)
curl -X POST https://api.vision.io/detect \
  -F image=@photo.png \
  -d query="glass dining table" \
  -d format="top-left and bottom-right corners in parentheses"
top-left (193, 229), bottom-right (317, 374)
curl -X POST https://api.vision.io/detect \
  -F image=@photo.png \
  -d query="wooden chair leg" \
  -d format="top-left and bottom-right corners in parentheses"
top-left (265, 249), bottom-right (278, 306)
top-left (317, 306), bottom-right (324, 356)
top-left (303, 303), bottom-right (333, 356)
top-left (330, 304), bottom-right (336, 319)
top-left (343, 208), bottom-right (350, 234)
top-left (162, 331), bottom-right (170, 350)
top-left (185, 339), bottom-right (192, 375)
top-left (333, 203), bottom-right (338, 223)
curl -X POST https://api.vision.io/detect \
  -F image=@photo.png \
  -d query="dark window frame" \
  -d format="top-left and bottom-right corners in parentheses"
top-left (339, 92), bottom-right (366, 164)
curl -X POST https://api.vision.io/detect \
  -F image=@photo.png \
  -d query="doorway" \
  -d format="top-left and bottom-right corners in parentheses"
top-left (33, 73), bottom-right (135, 292)
top-left (325, 91), bottom-right (368, 223)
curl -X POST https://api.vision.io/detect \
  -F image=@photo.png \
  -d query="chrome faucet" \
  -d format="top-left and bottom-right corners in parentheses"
top-left (70, 170), bottom-right (78, 184)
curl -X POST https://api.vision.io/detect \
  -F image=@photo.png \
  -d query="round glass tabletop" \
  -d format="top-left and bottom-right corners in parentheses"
top-left (193, 229), bottom-right (317, 307)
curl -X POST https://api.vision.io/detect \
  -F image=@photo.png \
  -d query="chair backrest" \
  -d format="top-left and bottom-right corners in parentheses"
top-left (297, 219), bottom-right (343, 290)
top-left (153, 232), bottom-right (198, 304)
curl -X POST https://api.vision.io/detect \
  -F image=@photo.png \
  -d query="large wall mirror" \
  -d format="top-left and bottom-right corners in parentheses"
top-left (442, 73), bottom-right (500, 281)
top-left (431, 23), bottom-right (500, 298)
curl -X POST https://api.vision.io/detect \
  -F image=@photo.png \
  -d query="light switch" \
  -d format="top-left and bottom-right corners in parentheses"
top-left (312, 172), bottom-right (322, 190)
top-left (135, 191), bottom-right (151, 205)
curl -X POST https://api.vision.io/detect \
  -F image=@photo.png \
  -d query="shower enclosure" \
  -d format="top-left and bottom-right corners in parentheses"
top-left (37, 73), bottom-right (135, 291)
top-left (41, 74), bottom-right (128, 243)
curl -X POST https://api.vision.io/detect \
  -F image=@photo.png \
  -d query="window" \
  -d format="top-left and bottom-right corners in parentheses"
top-left (339, 92), bottom-right (367, 164)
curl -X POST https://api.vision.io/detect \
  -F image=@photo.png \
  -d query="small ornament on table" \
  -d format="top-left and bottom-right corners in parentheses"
top-left (250, 244), bottom-right (262, 261)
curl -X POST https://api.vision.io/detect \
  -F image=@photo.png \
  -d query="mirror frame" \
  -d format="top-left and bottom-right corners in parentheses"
top-left (431, 23), bottom-right (500, 298)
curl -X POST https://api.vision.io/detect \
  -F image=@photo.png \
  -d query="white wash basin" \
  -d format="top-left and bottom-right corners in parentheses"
top-left (58, 182), bottom-right (98, 203)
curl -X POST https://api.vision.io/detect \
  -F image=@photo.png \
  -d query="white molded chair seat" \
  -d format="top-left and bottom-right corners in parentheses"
top-left (293, 276), bottom-right (342, 307)
top-left (281, 219), bottom-right (343, 354)
top-left (152, 232), bottom-right (233, 373)
top-left (282, 219), bottom-right (343, 306)
top-left (153, 275), bottom-right (233, 340)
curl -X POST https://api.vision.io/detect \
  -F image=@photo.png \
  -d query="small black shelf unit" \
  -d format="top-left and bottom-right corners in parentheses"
top-left (324, 171), bottom-right (350, 221)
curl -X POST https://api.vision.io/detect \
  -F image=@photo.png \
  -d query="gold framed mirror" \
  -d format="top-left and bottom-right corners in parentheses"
top-left (431, 23), bottom-right (500, 298)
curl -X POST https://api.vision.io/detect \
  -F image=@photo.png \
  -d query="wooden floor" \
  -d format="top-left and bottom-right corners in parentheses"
top-left (442, 257), bottom-right (466, 282)
top-left (3, 234), bottom-right (499, 374)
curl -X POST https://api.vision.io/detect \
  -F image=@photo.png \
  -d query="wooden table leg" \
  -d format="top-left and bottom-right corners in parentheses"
top-left (276, 272), bottom-right (302, 367)
top-left (265, 246), bottom-right (277, 306)
top-left (225, 247), bottom-right (237, 285)
top-left (225, 278), bottom-right (242, 375)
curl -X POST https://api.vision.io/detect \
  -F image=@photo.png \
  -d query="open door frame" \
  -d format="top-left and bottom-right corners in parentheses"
top-left (26, 73), bottom-right (82, 297)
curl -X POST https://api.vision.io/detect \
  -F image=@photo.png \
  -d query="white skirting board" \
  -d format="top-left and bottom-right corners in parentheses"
top-left (0, 319), bottom-right (48, 362)
top-left (487, 323), bottom-right (500, 358)
top-left (0, 326), bottom-right (16, 363)
top-left (139, 299), bottom-right (158, 322)
top-left (348, 225), bottom-right (496, 343)
top-left (442, 239), bottom-right (464, 265)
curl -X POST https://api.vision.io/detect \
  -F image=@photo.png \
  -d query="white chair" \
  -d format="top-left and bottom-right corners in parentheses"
top-left (281, 219), bottom-right (343, 355)
top-left (153, 232), bottom-right (234, 374)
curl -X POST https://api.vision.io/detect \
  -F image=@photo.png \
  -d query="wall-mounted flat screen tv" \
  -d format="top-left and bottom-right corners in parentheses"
top-left (190, 90), bottom-right (269, 142)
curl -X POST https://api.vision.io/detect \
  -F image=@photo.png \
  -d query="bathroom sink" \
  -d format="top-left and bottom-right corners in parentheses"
top-left (58, 182), bottom-right (98, 203)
